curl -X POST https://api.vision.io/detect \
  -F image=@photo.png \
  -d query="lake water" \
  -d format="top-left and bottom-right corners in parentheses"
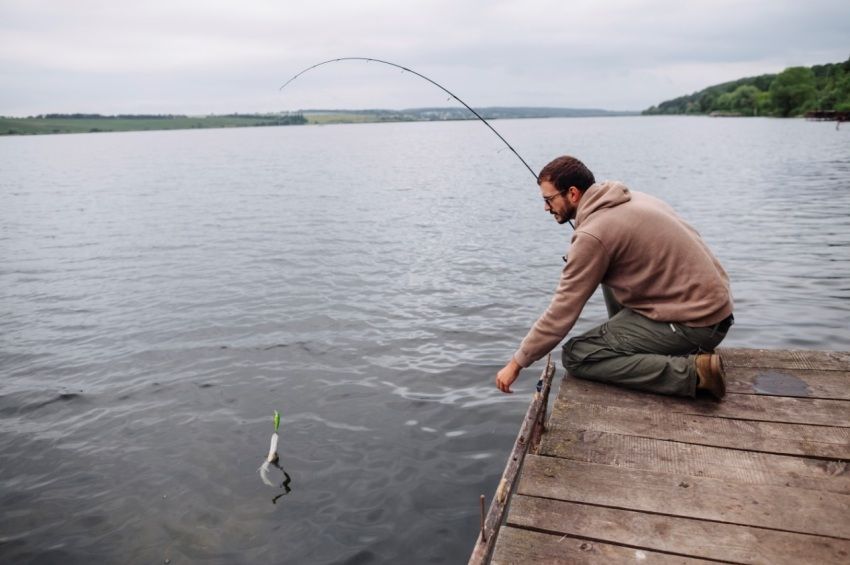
top-left (1, 116), bottom-right (848, 564)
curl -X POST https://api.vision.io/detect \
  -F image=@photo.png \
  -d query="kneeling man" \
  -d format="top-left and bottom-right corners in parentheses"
top-left (496, 156), bottom-right (733, 400)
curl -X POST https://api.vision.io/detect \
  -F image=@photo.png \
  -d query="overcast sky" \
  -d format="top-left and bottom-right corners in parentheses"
top-left (1, 0), bottom-right (848, 116)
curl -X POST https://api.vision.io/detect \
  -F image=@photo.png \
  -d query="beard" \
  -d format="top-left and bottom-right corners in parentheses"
top-left (551, 209), bottom-right (572, 224)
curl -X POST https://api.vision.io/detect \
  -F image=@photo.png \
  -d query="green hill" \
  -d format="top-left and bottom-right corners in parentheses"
top-left (643, 57), bottom-right (850, 117)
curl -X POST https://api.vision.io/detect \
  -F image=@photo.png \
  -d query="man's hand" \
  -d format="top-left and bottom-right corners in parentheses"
top-left (496, 358), bottom-right (522, 393)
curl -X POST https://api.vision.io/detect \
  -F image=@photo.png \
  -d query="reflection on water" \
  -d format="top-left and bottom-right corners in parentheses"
top-left (266, 462), bottom-right (293, 505)
top-left (1, 116), bottom-right (848, 563)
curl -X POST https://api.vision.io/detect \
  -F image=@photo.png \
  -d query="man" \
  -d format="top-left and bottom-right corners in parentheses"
top-left (495, 156), bottom-right (733, 399)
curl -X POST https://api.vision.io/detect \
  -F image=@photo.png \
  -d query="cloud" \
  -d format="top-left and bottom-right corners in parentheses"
top-left (1, 0), bottom-right (848, 115)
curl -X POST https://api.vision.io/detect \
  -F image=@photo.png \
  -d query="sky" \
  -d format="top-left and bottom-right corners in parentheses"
top-left (1, 0), bottom-right (848, 116)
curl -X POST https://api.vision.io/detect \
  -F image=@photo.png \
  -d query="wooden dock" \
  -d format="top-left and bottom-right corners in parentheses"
top-left (471, 348), bottom-right (850, 564)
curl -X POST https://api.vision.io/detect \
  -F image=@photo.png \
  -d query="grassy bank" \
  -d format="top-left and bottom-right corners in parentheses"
top-left (0, 113), bottom-right (419, 135)
top-left (0, 114), bottom-right (306, 136)
top-left (1, 107), bottom-right (638, 136)
top-left (304, 112), bottom-right (414, 124)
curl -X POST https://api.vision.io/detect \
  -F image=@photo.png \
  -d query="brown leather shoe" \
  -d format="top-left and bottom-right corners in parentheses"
top-left (695, 353), bottom-right (726, 400)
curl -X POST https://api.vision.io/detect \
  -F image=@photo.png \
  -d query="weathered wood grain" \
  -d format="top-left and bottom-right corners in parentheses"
top-left (506, 495), bottom-right (850, 565)
top-left (477, 349), bottom-right (850, 564)
top-left (720, 348), bottom-right (850, 371)
top-left (548, 400), bottom-right (850, 459)
top-left (559, 377), bottom-right (850, 427)
top-left (517, 456), bottom-right (850, 539)
top-left (726, 366), bottom-right (850, 400)
top-left (539, 427), bottom-right (850, 494)
top-left (491, 525), bottom-right (713, 564)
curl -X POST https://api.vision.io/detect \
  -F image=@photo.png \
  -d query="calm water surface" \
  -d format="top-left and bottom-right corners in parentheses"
top-left (1, 116), bottom-right (849, 563)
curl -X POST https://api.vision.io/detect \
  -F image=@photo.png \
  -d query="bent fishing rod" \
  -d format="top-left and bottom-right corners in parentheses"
top-left (279, 57), bottom-right (575, 230)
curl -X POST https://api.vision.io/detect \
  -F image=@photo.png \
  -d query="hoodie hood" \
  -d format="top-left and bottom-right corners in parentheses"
top-left (575, 181), bottom-right (631, 228)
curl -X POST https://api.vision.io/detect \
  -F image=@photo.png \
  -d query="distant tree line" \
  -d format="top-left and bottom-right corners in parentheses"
top-left (32, 113), bottom-right (189, 119)
top-left (643, 57), bottom-right (850, 117)
top-left (219, 113), bottom-right (307, 125)
top-left (268, 114), bottom-right (307, 125)
top-left (22, 113), bottom-right (307, 125)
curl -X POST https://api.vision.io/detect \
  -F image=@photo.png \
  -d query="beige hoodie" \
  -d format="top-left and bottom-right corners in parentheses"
top-left (513, 181), bottom-right (733, 368)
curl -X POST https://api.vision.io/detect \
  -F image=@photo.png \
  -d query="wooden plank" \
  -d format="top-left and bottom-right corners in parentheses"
top-left (720, 348), bottom-right (850, 371)
top-left (473, 349), bottom-right (850, 564)
top-left (547, 401), bottom-right (850, 459)
top-left (517, 456), bottom-right (850, 539)
top-left (727, 367), bottom-right (850, 400)
top-left (560, 377), bottom-right (850, 427)
top-left (491, 525), bottom-right (713, 564)
top-left (506, 495), bottom-right (850, 565)
top-left (539, 427), bottom-right (850, 494)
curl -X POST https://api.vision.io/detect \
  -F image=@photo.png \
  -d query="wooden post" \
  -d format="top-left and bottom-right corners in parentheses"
top-left (530, 361), bottom-right (555, 455)
top-left (479, 495), bottom-right (487, 542)
top-left (468, 355), bottom-right (556, 565)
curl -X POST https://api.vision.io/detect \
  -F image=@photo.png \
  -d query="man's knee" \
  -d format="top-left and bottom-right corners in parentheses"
top-left (562, 323), bottom-right (623, 378)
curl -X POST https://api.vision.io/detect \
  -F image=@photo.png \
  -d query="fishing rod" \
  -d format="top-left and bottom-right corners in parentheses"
top-left (279, 61), bottom-right (620, 356)
top-left (280, 57), bottom-right (576, 230)
top-left (280, 57), bottom-right (542, 181)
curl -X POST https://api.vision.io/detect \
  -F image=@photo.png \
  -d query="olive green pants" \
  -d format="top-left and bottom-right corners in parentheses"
top-left (562, 308), bottom-right (730, 397)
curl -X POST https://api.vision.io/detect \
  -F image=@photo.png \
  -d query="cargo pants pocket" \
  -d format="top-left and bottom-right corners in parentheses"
top-left (562, 322), bottom-right (621, 372)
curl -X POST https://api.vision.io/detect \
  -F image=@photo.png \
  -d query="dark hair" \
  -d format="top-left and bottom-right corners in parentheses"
top-left (537, 156), bottom-right (595, 193)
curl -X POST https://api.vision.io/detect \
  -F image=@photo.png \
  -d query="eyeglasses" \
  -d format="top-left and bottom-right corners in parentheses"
top-left (542, 192), bottom-right (563, 206)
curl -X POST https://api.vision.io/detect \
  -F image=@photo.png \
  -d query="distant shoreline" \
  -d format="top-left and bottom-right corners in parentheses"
top-left (0, 108), bottom-right (638, 136)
